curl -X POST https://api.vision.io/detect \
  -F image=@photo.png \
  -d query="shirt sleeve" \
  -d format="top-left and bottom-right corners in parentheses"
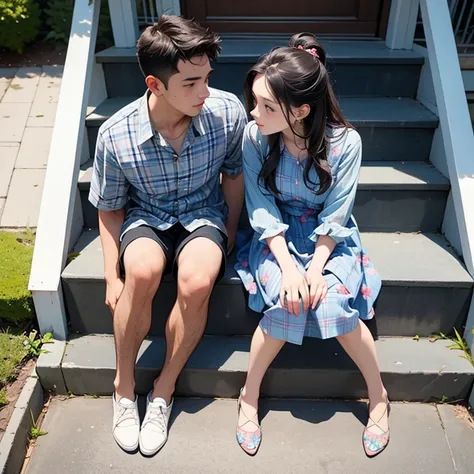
top-left (309, 130), bottom-right (362, 244)
top-left (243, 122), bottom-right (289, 241)
top-left (220, 98), bottom-right (247, 177)
top-left (88, 129), bottom-right (129, 211)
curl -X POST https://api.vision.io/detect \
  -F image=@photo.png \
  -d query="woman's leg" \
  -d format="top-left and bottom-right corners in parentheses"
top-left (336, 319), bottom-right (388, 434)
top-left (238, 325), bottom-right (285, 429)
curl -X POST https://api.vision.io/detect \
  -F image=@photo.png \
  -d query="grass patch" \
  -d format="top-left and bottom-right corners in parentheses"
top-left (0, 332), bottom-right (29, 388)
top-left (0, 388), bottom-right (8, 408)
top-left (0, 231), bottom-right (35, 325)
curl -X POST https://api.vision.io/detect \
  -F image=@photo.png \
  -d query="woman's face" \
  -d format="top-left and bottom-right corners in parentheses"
top-left (249, 74), bottom-right (292, 136)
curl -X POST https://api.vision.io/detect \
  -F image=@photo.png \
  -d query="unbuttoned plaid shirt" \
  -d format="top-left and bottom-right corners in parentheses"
top-left (89, 88), bottom-right (247, 239)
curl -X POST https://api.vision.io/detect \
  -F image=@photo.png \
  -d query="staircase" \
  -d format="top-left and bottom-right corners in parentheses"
top-left (59, 37), bottom-right (474, 401)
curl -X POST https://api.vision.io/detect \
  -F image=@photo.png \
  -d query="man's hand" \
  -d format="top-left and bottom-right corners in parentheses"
top-left (105, 277), bottom-right (124, 313)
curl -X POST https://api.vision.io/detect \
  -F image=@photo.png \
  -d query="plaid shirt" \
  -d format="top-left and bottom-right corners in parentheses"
top-left (89, 88), bottom-right (247, 239)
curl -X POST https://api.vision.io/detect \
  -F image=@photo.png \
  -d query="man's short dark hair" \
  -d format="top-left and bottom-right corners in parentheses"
top-left (136, 15), bottom-right (221, 88)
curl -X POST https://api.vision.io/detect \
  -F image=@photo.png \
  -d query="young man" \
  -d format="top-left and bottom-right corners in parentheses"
top-left (89, 15), bottom-right (246, 455)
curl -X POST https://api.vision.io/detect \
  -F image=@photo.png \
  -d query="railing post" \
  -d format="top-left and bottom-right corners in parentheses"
top-left (386, 0), bottom-right (420, 50)
top-left (419, 0), bottom-right (474, 407)
top-left (108, 0), bottom-right (139, 47)
top-left (28, 0), bottom-right (102, 340)
top-left (155, 0), bottom-right (181, 16)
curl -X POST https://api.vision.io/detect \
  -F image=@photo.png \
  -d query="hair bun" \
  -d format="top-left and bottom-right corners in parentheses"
top-left (289, 32), bottom-right (326, 66)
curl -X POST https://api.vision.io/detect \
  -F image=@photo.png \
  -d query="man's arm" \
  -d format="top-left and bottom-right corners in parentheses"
top-left (99, 209), bottom-right (125, 282)
top-left (222, 173), bottom-right (244, 254)
top-left (89, 131), bottom-right (129, 311)
top-left (220, 97), bottom-right (248, 253)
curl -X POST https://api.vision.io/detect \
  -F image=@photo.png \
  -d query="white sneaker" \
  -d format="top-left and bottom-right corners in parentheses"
top-left (139, 391), bottom-right (173, 456)
top-left (112, 393), bottom-right (140, 452)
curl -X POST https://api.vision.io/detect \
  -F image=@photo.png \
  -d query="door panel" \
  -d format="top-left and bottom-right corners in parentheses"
top-left (182, 0), bottom-right (391, 37)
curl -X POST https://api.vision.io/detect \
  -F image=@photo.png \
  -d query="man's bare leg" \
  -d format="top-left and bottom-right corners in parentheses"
top-left (113, 238), bottom-right (166, 400)
top-left (151, 237), bottom-right (222, 402)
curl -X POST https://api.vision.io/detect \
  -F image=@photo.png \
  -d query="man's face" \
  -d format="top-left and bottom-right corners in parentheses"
top-left (159, 55), bottom-right (213, 117)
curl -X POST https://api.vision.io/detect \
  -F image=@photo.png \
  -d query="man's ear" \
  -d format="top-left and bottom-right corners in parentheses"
top-left (145, 75), bottom-right (165, 96)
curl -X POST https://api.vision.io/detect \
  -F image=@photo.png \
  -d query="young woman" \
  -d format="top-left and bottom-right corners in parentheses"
top-left (234, 32), bottom-right (388, 458)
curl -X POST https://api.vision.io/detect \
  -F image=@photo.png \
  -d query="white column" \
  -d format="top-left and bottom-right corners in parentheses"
top-left (386, 0), bottom-right (420, 50)
top-left (108, 0), bottom-right (139, 47)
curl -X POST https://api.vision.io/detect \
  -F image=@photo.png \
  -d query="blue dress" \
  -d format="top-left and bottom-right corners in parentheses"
top-left (235, 122), bottom-right (382, 345)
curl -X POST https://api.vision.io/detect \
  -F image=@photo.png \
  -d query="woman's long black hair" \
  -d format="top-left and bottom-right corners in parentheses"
top-left (243, 32), bottom-right (352, 196)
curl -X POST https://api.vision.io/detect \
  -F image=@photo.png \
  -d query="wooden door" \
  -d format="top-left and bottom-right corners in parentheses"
top-left (182, 0), bottom-right (391, 38)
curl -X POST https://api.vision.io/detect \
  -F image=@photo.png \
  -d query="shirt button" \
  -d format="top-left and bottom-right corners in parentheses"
top-left (295, 179), bottom-right (299, 185)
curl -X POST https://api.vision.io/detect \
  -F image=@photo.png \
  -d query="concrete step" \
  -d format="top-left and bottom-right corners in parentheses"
top-left (96, 39), bottom-right (424, 98)
top-left (55, 334), bottom-right (474, 401)
top-left (26, 398), bottom-right (474, 474)
top-left (85, 96), bottom-right (438, 163)
top-left (78, 160), bottom-right (449, 232)
top-left (63, 231), bottom-right (472, 338)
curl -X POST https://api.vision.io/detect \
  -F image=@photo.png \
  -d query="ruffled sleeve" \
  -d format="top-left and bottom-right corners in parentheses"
top-left (243, 122), bottom-right (289, 241)
top-left (309, 129), bottom-right (362, 244)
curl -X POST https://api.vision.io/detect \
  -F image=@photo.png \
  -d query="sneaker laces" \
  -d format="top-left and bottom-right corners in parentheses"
top-left (115, 403), bottom-right (139, 429)
top-left (143, 403), bottom-right (167, 433)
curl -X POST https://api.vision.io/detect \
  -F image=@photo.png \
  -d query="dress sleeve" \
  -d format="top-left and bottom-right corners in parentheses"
top-left (309, 129), bottom-right (362, 244)
top-left (243, 122), bottom-right (289, 241)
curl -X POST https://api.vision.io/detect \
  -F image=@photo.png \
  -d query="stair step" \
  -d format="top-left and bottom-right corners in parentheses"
top-left (85, 96), bottom-right (438, 163)
top-left (58, 333), bottom-right (474, 401)
top-left (96, 40), bottom-right (424, 98)
top-left (78, 160), bottom-right (449, 232)
top-left (63, 231), bottom-right (472, 337)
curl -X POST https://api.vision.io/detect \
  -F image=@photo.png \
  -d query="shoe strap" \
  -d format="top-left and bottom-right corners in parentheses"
top-left (115, 404), bottom-right (138, 428)
top-left (237, 399), bottom-right (260, 432)
top-left (143, 405), bottom-right (167, 432)
top-left (367, 402), bottom-right (389, 435)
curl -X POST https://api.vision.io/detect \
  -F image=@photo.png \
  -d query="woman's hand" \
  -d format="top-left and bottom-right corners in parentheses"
top-left (305, 266), bottom-right (328, 310)
top-left (280, 264), bottom-right (310, 316)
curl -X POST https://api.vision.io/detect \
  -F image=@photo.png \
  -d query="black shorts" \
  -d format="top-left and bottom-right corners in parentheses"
top-left (119, 223), bottom-right (227, 281)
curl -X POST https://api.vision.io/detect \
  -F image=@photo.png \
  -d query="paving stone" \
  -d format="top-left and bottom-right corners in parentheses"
top-left (27, 102), bottom-right (58, 128)
top-left (0, 103), bottom-right (30, 142)
top-left (33, 66), bottom-right (63, 104)
top-left (0, 68), bottom-right (17, 80)
top-left (2, 67), bottom-right (41, 103)
top-left (0, 169), bottom-right (45, 228)
top-left (16, 128), bottom-right (52, 169)
top-left (26, 398), bottom-right (455, 474)
top-left (0, 78), bottom-right (12, 101)
top-left (0, 145), bottom-right (18, 197)
top-left (0, 68), bottom-right (17, 101)
top-left (438, 405), bottom-right (474, 474)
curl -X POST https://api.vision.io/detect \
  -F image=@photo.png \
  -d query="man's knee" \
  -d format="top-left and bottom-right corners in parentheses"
top-left (177, 265), bottom-right (217, 299)
top-left (124, 248), bottom-right (165, 295)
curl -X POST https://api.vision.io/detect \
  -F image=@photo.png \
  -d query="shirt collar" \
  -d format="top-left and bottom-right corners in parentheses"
top-left (137, 89), bottom-right (206, 145)
top-left (137, 90), bottom-right (154, 146)
top-left (191, 113), bottom-right (206, 137)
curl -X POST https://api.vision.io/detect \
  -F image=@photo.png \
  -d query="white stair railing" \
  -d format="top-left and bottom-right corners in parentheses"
top-left (418, 0), bottom-right (474, 344)
top-left (28, 0), bottom-right (102, 340)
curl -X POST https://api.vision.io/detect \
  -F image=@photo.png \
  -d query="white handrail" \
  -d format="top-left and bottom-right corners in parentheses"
top-left (419, 0), bottom-right (474, 404)
top-left (28, 0), bottom-right (102, 340)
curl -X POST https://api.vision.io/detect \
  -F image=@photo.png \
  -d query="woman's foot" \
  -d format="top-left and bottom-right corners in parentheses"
top-left (363, 390), bottom-right (390, 457)
top-left (236, 388), bottom-right (261, 456)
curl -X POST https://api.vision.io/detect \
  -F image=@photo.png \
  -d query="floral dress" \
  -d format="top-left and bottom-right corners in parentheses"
top-left (235, 122), bottom-right (382, 345)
